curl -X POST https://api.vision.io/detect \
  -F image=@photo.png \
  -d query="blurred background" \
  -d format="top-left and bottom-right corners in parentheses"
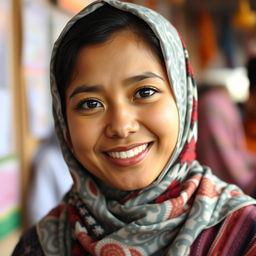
top-left (0, 0), bottom-right (256, 255)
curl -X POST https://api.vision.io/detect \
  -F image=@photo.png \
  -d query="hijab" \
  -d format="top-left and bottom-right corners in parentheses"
top-left (37, 1), bottom-right (256, 255)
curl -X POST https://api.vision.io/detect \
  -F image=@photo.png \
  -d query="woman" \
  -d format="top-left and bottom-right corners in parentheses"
top-left (13, 1), bottom-right (256, 255)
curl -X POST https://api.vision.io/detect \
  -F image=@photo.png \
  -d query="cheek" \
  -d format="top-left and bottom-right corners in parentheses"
top-left (146, 100), bottom-right (179, 141)
top-left (67, 116), bottom-right (102, 153)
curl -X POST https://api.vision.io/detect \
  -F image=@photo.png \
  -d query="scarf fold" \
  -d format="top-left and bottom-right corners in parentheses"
top-left (37, 1), bottom-right (256, 255)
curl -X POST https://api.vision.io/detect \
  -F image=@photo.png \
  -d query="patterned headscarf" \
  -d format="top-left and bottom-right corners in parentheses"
top-left (37, 1), bottom-right (256, 255)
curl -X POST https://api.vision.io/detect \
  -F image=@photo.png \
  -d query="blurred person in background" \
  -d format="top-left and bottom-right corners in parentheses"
top-left (27, 130), bottom-right (73, 226)
top-left (196, 71), bottom-right (256, 197)
top-left (244, 56), bottom-right (256, 153)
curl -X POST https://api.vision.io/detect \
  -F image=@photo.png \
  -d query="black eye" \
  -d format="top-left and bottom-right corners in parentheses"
top-left (78, 99), bottom-right (103, 110)
top-left (134, 87), bottom-right (158, 99)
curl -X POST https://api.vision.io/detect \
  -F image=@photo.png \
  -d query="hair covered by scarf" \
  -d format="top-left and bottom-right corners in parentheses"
top-left (37, 1), bottom-right (256, 255)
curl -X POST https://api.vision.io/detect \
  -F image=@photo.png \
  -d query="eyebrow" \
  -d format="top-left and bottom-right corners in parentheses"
top-left (69, 72), bottom-right (164, 99)
top-left (124, 72), bottom-right (164, 85)
top-left (69, 85), bottom-right (102, 99)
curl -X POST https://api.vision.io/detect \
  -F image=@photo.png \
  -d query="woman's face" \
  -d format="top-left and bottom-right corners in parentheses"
top-left (65, 30), bottom-right (179, 190)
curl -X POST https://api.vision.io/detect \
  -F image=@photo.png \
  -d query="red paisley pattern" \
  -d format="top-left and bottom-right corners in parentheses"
top-left (167, 175), bottom-right (201, 219)
top-left (230, 190), bottom-right (242, 197)
top-left (178, 138), bottom-right (196, 165)
top-left (99, 243), bottom-right (126, 256)
top-left (183, 174), bottom-right (201, 196)
top-left (198, 178), bottom-right (221, 198)
top-left (155, 179), bottom-right (182, 203)
top-left (130, 248), bottom-right (143, 256)
top-left (186, 58), bottom-right (195, 77)
top-left (191, 99), bottom-right (197, 125)
top-left (168, 196), bottom-right (185, 219)
top-left (68, 205), bottom-right (82, 225)
top-left (77, 232), bottom-right (93, 251)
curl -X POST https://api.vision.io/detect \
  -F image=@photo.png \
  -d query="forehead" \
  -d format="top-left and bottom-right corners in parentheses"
top-left (79, 29), bottom-right (158, 59)
top-left (71, 30), bottom-right (166, 82)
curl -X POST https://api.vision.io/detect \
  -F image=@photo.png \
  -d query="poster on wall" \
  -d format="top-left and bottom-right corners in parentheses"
top-left (57, 0), bottom-right (96, 14)
top-left (0, 156), bottom-right (20, 239)
top-left (0, 0), bottom-right (14, 157)
top-left (0, 90), bottom-right (12, 157)
top-left (22, 0), bottom-right (53, 139)
top-left (0, 0), bottom-right (21, 239)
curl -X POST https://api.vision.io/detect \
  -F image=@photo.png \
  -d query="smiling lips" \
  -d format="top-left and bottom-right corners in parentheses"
top-left (108, 143), bottom-right (148, 159)
top-left (104, 143), bottom-right (152, 167)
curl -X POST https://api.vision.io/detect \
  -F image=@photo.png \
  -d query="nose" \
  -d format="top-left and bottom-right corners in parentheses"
top-left (105, 104), bottom-right (139, 138)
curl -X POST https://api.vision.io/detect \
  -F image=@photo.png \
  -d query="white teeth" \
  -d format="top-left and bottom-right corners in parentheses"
top-left (108, 144), bottom-right (148, 159)
top-left (120, 152), bottom-right (126, 158)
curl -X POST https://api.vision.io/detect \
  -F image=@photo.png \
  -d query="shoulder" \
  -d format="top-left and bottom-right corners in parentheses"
top-left (11, 226), bottom-right (45, 256)
top-left (189, 205), bottom-right (256, 256)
